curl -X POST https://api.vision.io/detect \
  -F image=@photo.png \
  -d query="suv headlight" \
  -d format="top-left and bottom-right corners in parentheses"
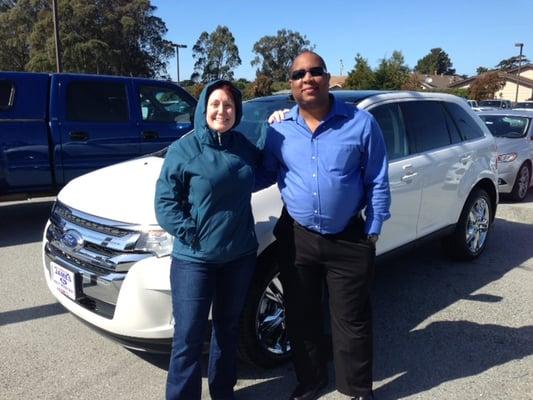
top-left (134, 229), bottom-right (174, 257)
top-left (497, 152), bottom-right (518, 163)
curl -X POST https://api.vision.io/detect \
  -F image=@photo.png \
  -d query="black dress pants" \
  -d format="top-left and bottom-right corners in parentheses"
top-left (274, 208), bottom-right (375, 397)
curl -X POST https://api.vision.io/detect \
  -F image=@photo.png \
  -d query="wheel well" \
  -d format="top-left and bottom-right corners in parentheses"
top-left (472, 178), bottom-right (498, 221)
top-left (522, 159), bottom-right (532, 174)
top-left (257, 240), bottom-right (278, 264)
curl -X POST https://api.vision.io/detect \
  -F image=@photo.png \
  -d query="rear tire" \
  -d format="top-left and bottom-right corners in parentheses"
top-left (511, 163), bottom-right (530, 202)
top-left (444, 188), bottom-right (492, 260)
top-left (238, 249), bottom-right (291, 368)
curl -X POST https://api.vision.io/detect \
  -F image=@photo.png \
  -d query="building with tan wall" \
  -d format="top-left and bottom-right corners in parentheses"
top-left (449, 64), bottom-right (533, 101)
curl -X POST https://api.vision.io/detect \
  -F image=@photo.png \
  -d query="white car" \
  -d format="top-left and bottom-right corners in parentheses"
top-left (478, 110), bottom-right (533, 201)
top-left (43, 91), bottom-right (498, 367)
top-left (512, 101), bottom-right (533, 111)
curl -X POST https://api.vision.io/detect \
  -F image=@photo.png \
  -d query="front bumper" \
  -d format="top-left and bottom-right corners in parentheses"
top-left (42, 221), bottom-right (174, 344)
top-left (497, 163), bottom-right (519, 193)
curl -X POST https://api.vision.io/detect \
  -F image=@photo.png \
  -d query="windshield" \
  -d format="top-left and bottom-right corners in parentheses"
top-left (154, 97), bottom-right (295, 157)
top-left (154, 93), bottom-right (365, 157)
top-left (513, 102), bottom-right (533, 109)
top-left (238, 98), bottom-right (295, 147)
top-left (479, 115), bottom-right (530, 138)
top-left (479, 100), bottom-right (501, 107)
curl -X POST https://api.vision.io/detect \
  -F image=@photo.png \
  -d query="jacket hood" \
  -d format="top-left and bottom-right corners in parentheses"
top-left (194, 80), bottom-right (243, 144)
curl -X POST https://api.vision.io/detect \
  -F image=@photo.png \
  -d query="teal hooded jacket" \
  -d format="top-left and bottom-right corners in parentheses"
top-left (154, 80), bottom-right (260, 263)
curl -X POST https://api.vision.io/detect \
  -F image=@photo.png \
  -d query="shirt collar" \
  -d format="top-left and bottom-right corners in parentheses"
top-left (285, 94), bottom-right (353, 122)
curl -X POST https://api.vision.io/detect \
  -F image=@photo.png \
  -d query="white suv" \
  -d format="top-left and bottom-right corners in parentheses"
top-left (42, 91), bottom-right (498, 367)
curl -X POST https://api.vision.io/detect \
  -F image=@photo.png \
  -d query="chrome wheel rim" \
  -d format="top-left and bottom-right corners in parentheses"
top-left (255, 274), bottom-right (290, 356)
top-left (465, 197), bottom-right (490, 253)
top-left (517, 166), bottom-right (530, 199)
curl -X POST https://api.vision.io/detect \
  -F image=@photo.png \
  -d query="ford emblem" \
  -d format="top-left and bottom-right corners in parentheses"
top-left (61, 230), bottom-right (84, 251)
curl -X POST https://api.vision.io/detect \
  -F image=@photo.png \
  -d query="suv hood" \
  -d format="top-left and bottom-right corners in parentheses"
top-left (57, 157), bottom-right (163, 226)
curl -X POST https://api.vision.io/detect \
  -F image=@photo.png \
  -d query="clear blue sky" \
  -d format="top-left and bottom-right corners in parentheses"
top-left (152, 0), bottom-right (532, 81)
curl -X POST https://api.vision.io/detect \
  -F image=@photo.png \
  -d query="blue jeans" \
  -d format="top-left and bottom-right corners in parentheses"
top-left (166, 254), bottom-right (256, 400)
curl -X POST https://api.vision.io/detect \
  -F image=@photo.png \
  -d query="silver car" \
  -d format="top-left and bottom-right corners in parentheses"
top-left (479, 110), bottom-right (533, 201)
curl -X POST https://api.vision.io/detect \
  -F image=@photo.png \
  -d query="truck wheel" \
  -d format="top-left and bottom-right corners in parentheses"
top-left (444, 188), bottom-right (492, 260)
top-left (511, 163), bottom-right (530, 202)
top-left (238, 251), bottom-right (291, 368)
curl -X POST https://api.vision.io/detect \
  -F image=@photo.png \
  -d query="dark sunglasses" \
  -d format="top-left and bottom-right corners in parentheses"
top-left (290, 66), bottom-right (326, 80)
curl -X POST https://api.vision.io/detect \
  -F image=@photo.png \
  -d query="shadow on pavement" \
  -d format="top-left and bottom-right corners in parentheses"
top-left (371, 217), bottom-right (533, 399)
top-left (0, 199), bottom-right (54, 247)
top-left (0, 302), bottom-right (67, 327)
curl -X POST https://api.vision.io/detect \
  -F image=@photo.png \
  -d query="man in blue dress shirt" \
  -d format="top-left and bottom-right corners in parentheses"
top-left (257, 51), bottom-right (391, 400)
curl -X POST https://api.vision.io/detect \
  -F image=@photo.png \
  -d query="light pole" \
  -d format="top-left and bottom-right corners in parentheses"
top-left (171, 43), bottom-right (187, 84)
top-left (514, 42), bottom-right (524, 103)
top-left (52, 0), bottom-right (62, 72)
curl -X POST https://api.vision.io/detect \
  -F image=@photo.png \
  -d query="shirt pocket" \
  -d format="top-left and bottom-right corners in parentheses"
top-left (320, 145), bottom-right (361, 176)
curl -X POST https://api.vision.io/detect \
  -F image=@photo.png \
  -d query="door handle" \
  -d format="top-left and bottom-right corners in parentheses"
top-left (141, 131), bottom-right (159, 140)
top-left (69, 131), bottom-right (89, 141)
top-left (460, 153), bottom-right (473, 164)
top-left (401, 172), bottom-right (418, 183)
top-left (401, 164), bottom-right (417, 183)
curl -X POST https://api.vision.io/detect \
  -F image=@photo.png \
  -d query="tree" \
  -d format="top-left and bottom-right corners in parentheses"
top-left (0, 0), bottom-right (15, 11)
top-left (374, 51), bottom-right (410, 90)
top-left (495, 55), bottom-right (530, 70)
top-left (251, 29), bottom-right (313, 82)
top-left (476, 66), bottom-right (489, 75)
top-left (468, 72), bottom-right (506, 100)
top-left (344, 54), bottom-right (375, 89)
top-left (415, 47), bottom-right (455, 75)
top-left (0, 0), bottom-right (173, 77)
top-left (191, 25), bottom-right (241, 83)
top-left (401, 74), bottom-right (422, 91)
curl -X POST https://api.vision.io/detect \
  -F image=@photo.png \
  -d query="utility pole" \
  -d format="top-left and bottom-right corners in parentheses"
top-left (52, 0), bottom-right (62, 72)
top-left (514, 43), bottom-right (524, 103)
top-left (171, 43), bottom-right (187, 84)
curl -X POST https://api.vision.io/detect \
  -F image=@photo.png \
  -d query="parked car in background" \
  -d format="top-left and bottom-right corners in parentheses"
top-left (0, 72), bottom-right (196, 201)
top-left (42, 91), bottom-right (498, 367)
top-left (478, 110), bottom-right (533, 201)
top-left (512, 101), bottom-right (533, 111)
top-left (466, 99), bottom-right (479, 108)
top-left (477, 99), bottom-right (513, 111)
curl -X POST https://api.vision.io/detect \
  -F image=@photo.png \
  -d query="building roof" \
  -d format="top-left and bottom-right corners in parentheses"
top-left (329, 75), bottom-right (347, 89)
top-left (448, 70), bottom-right (533, 89)
top-left (414, 73), bottom-right (463, 89)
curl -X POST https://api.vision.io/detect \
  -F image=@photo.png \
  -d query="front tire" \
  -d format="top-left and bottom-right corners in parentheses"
top-left (238, 250), bottom-right (291, 368)
top-left (511, 163), bottom-right (531, 202)
top-left (444, 188), bottom-right (492, 260)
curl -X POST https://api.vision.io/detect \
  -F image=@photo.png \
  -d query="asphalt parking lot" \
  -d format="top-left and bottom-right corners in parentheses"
top-left (1, 193), bottom-right (532, 400)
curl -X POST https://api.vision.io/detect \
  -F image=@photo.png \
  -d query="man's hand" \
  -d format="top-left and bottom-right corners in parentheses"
top-left (365, 234), bottom-right (379, 245)
top-left (267, 109), bottom-right (290, 124)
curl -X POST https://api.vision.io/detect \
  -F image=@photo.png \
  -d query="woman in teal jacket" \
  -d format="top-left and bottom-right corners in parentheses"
top-left (155, 80), bottom-right (260, 400)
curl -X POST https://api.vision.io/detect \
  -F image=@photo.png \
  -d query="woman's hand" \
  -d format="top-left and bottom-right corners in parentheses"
top-left (267, 109), bottom-right (290, 124)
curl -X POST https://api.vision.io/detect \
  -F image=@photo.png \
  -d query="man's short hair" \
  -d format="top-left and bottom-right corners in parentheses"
top-left (290, 51), bottom-right (328, 72)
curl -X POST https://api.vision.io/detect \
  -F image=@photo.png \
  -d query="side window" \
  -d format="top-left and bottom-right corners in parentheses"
top-left (444, 102), bottom-right (485, 140)
top-left (401, 101), bottom-right (452, 153)
top-left (66, 81), bottom-right (128, 122)
top-left (139, 86), bottom-right (194, 123)
top-left (0, 80), bottom-right (14, 110)
top-left (369, 103), bottom-right (409, 160)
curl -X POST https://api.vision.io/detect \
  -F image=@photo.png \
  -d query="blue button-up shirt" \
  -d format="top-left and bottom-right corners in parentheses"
top-left (257, 96), bottom-right (391, 235)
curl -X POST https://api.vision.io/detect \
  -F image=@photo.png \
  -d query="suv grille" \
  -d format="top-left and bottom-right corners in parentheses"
top-left (44, 201), bottom-right (153, 318)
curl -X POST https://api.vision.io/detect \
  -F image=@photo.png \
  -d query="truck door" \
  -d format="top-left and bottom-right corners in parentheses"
top-left (132, 81), bottom-right (196, 155)
top-left (52, 75), bottom-right (139, 184)
top-left (0, 73), bottom-right (53, 196)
